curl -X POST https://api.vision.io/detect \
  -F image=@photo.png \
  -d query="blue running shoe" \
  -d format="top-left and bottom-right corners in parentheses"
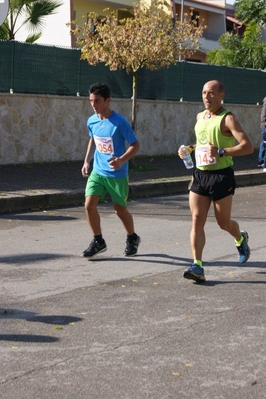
top-left (236, 231), bottom-right (250, 263)
top-left (183, 264), bottom-right (206, 282)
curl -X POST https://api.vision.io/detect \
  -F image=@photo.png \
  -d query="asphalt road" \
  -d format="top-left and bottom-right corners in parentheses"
top-left (1, 185), bottom-right (266, 399)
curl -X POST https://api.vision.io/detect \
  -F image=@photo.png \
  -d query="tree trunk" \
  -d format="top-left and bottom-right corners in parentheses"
top-left (129, 71), bottom-right (138, 169)
top-left (131, 71), bottom-right (137, 132)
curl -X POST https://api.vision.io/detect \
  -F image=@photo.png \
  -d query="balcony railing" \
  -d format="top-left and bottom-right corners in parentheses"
top-left (202, 31), bottom-right (222, 41)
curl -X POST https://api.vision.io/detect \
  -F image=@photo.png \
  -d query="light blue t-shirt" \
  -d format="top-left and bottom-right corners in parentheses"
top-left (87, 111), bottom-right (138, 178)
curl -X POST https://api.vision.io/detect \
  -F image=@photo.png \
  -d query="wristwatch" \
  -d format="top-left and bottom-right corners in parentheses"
top-left (218, 148), bottom-right (224, 157)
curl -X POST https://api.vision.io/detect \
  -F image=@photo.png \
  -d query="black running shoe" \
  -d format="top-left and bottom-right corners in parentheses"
top-left (124, 235), bottom-right (141, 257)
top-left (82, 239), bottom-right (107, 258)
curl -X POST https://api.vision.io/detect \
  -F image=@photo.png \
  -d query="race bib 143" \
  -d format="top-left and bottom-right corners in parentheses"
top-left (195, 145), bottom-right (217, 167)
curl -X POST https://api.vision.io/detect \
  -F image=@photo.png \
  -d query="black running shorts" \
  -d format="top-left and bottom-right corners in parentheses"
top-left (190, 167), bottom-right (236, 201)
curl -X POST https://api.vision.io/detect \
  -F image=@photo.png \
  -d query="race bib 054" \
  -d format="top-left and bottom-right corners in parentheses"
top-left (94, 136), bottom-right (114, 154)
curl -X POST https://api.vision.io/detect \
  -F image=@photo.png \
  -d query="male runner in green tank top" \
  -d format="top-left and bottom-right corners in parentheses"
top-left (178, 80), bottom-right (254, 283)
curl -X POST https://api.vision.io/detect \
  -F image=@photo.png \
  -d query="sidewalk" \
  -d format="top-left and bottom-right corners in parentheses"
top-left (0, 150), bottom-right (265, 213)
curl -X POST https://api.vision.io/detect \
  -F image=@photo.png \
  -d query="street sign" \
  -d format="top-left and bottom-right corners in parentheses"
top-left (0, 0), bottom-right (9, 26)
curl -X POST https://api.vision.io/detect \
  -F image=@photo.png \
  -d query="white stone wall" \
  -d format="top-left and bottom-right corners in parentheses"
top-left (0, 93), bottom-right (261, 165)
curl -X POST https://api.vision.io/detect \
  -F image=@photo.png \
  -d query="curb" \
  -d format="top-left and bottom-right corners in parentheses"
top-left (1, 172), bottom-right (266, 213)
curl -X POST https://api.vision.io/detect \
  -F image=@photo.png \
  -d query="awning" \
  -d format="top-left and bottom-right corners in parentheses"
top-left (226, 15), bottom-right (244, 27)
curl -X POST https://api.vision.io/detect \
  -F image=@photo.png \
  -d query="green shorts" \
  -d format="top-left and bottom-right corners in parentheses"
top-left (85, 171), bottom-right (129, 206)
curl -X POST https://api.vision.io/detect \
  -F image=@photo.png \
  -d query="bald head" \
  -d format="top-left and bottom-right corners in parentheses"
top-left (203, 80), bottom-right (224, 94)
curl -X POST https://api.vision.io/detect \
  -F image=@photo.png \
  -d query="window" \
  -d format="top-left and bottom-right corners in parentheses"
top-left (190, 9), bottom-right (199, 27)
top-left (117, 9), bottom-right (134, 22)
top-left (87, 14), bottom-right (105, 34)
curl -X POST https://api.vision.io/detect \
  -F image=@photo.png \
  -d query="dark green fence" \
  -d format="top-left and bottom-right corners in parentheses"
top-left (1, 40), bottom-right (266, 104)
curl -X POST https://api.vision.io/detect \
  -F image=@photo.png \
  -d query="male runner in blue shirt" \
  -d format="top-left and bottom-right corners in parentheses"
top-left (81, 82), bottom-right (141, 258)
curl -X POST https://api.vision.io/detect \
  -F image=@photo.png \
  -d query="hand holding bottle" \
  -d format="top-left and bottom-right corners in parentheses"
top-left (179, 145), bottom-right (194, 169)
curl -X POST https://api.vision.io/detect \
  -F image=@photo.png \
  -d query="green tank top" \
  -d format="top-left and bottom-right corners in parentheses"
top-left (195, 109), bottom-right (235, 171)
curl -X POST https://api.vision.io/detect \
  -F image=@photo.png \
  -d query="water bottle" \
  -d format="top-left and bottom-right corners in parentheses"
top-left (181, 145), bottom-right (194, 169)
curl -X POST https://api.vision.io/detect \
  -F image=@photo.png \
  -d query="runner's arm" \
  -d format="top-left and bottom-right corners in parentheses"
top-left (81, 138), bottom-right (96, 176)
top-left (109, 141), bottom-right (140, 170)
top-left (222, 114), bottom-right (253, 157)
top-left (208, 114), bottom-right (253, 158)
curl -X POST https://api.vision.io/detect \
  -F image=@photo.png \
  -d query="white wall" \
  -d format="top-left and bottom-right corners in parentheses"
top-left (16, 1), bottom-right (72, 47)
top-left (0, 93), bottom-right (260, 165)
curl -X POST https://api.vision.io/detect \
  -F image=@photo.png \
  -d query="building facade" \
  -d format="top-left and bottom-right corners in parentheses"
top-left (16, 0), bottom-right (234, 60)
top-left (174, 0), bottom-right (227, 62)
top-left (73, 0), bottom-right (229, 61)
